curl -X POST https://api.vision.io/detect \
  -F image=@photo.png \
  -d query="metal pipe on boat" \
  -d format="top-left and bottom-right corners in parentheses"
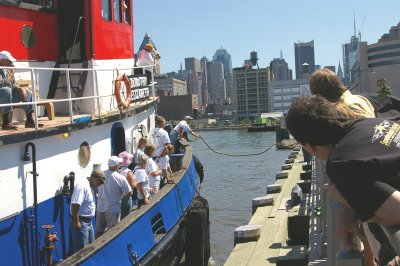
top-left (23, 142), bottom-right (38, 206)
top-left (23, 142), bottom-right (40, 266)
top-left (62, 172), bottom-right (75, 196)
top-left (42, 224), bottom-right (58, 266)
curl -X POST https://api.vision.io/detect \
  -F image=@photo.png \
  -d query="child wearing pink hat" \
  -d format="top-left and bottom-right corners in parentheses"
top-left (118, 151), bottom-right (136, 218)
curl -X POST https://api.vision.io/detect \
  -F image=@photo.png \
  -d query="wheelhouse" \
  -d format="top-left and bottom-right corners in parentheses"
top-left (0, 0), bottom-right (134, 62)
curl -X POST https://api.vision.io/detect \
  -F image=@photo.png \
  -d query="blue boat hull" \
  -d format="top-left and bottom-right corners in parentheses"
top-left (0, 151), bottom-right (200, 266)
top-left (60, 149), bottom-right (200, 265)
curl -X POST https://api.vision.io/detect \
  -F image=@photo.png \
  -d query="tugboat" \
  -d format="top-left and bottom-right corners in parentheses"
top-left (0, 1), bottom-right (208, 265)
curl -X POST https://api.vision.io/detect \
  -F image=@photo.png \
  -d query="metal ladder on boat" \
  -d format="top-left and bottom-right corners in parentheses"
top-left (46, 60), bottom-right (89, 113)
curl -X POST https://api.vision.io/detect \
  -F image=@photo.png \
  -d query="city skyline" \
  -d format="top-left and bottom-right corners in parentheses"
top-left (133, 0), bottom-right (399, 74)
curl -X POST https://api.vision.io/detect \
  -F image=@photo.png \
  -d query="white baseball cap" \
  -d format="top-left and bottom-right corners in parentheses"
top-left (108, 156), bottom-right (123, 166)
top-left (0, 50), bottom-right (16, 62)
top-left (92, 163), bottom-right (102, 171)
top-left (184, 115), bottom-right (193, 120)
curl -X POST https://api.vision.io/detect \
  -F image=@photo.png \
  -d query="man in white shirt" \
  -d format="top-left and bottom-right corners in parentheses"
top-left (149, 115), bottom-right (170, 157)
top-left (169, 115), bottom-right (199, 152)
top-left (70, 168), bottom-right (105, 252)
top-left (96, 156), bottom-right (132, 238)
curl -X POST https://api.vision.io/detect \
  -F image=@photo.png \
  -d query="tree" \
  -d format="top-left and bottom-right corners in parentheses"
top-left (376, 78), bottom-right (392, 99)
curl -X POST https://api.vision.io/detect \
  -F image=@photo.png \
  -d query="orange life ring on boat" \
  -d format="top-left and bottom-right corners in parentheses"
top-left (114, 74), bottom-right (132, 109)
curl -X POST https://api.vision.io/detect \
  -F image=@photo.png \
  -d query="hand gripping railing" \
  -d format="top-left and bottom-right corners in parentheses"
top-left (314, 157), bottom-right (400, 265)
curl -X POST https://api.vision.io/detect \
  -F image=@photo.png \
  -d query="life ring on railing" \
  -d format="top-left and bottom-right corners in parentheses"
top-left (114, 74), bottom-right (132, 109)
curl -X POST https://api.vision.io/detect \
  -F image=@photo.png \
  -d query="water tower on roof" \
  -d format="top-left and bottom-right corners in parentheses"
top-left (250, 51), bottom-right (259, 68)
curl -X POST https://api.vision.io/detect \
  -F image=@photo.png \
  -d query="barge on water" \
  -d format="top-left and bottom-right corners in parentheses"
top-left (0, 1), bottom-right (209, 265)
top-left (247, 113), bottom-right (283, 132)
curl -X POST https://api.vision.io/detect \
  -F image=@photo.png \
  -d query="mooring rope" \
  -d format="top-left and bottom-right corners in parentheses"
top-left (191, 136), bottom-right (276, 157)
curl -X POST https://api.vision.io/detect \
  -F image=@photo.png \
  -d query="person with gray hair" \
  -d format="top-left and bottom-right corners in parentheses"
top-left (70, 166), bottom-right (105, 252)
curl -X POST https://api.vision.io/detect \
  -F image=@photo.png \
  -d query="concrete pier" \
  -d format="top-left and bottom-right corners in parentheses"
top-left (225, 146), bottom-right (322, 266)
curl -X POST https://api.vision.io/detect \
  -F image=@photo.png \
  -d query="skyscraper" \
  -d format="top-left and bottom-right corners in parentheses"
top-left (200, 56), bottom-right (209, 105)
top-left (269, 54), bottom-right (292, 81)
top-left (209, 61), bottom-right (226, 103)
top-left (185, 57), bottom-right (201, 73)
top-left (337, 61), bottom-right (344, 81)
top-left (212, 47), bottom-right (233, 101)
top-left (342, 34), bottom-right (359, 87)
top-left (342, 15), bottom-right (361, 87)
top-left (184, 57), bottom-right (202, 104)
top-left (294, 40), bottom-right (315, 79)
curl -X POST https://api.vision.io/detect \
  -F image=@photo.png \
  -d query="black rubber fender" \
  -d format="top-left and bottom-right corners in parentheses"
top-left (185, 196), bottom-right (210, 266)
top-left (193, 155), bottom-right (204, 183)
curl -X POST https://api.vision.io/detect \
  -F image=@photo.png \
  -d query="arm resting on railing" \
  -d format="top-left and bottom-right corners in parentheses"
top-left (380, 225), bottom-right (400, 255)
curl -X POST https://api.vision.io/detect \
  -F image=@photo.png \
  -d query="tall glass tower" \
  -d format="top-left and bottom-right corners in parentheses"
top-left (294, 40), bottom-right (315, 79)
top-left (213, 47), bottom-right (233, 101)
top-left (342, 35), bottom-right (359, 86)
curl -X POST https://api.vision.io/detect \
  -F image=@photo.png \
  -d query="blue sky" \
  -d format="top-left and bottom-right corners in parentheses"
top-left (134, 0), bottom-right (400, 74)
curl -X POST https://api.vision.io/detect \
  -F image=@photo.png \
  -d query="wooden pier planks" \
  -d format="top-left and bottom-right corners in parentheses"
top-left (225, 148), bottom-right (311, 266)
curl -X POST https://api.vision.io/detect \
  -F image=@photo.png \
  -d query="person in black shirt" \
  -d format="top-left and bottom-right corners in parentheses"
top-left (286, 95), bottom-right (400, 262)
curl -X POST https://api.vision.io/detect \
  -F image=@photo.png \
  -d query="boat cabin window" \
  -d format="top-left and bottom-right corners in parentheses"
top-left (123, 0), bottom-right (131, 24)
top-left (101, 0), bottom-right (111, 21)
top-left (21, 0), bottom-right (52, 7)
top-left (3, 0), bottom-right (54, 10)
top-left (102, 0), bottom-right (131, 24)
top-left (113, 0), bottom-right (121, 23)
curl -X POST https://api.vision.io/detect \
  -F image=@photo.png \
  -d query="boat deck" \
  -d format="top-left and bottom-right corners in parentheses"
top-left (0, 97), bottom-right (158, 141)
top-left (0, 115), bottom-right (81, 136)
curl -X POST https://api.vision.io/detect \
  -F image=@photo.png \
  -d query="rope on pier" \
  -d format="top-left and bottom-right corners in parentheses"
top-left (192, 136), bottom-right (276, 157)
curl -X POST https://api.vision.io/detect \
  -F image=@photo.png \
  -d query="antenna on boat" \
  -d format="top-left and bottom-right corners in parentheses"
top-left (68, 16), bottom-right (86, 68)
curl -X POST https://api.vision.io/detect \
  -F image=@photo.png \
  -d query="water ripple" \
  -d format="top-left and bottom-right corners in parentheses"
top-left (192, 129), bottom-right (291, 266)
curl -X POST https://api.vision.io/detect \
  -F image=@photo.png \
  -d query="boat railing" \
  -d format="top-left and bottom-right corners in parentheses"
top-left (314, 157), bottom-right (400, 264)
top-left (0, 64), bottom-right (156, 128)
